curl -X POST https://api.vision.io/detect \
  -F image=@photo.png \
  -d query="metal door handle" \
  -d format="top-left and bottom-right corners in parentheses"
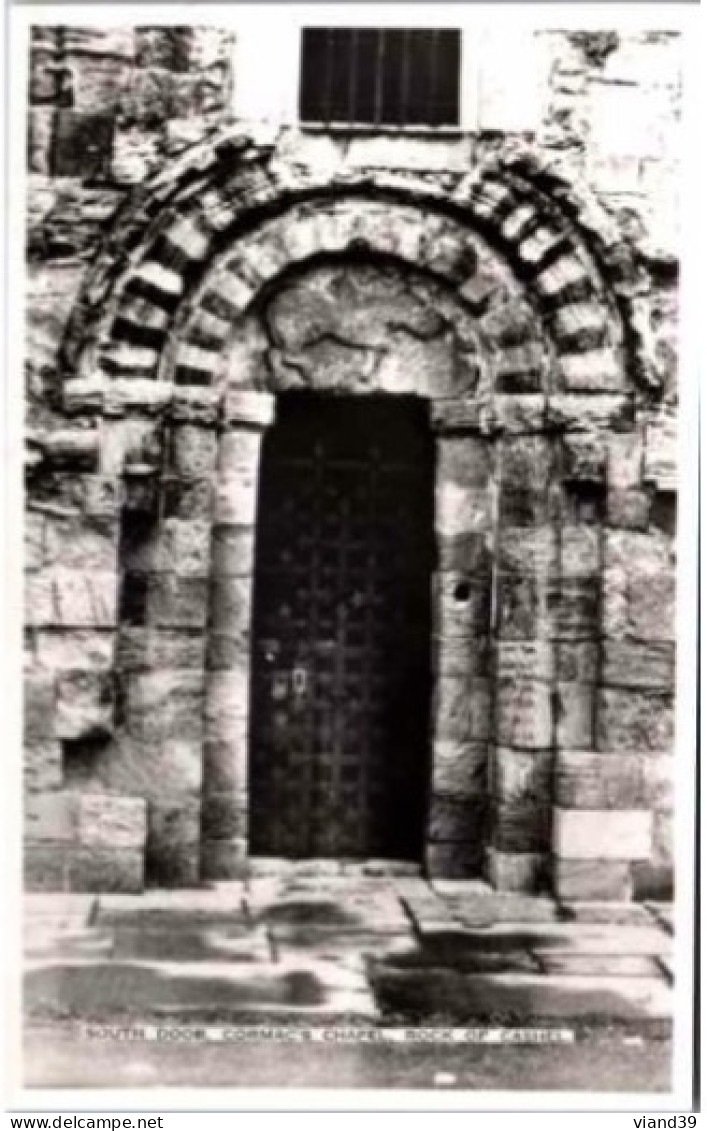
top-left (292, 667), bottom-right (308, 696)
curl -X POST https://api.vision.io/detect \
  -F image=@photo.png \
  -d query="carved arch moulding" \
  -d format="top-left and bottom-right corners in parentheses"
top-left (36, 130), bottom-right (668, 891)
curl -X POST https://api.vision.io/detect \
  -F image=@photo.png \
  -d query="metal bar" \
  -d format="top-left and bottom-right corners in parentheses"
top-left (323, 28), bottom-right (335, 123)
top-left (428, 29), bottom-right (440, 125)
top-left (347, 28), bottom-right (358, 124)
top-left (374, 27), bottom-right (386, 125)
top-left (400, 28), bottom-right (411, 125)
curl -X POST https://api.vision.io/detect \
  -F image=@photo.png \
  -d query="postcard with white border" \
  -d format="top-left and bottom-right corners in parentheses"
top-left (4, 0), bottom-right (700, 1115)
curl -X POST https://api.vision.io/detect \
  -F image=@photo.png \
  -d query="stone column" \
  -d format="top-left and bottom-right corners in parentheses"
top-left (490, 433), bottom-right (559, 892)
top-left (551, 416), bottom-right (673, 902)
top-left (425, 404), bottom-right (494, 878)
top-left (200, 390), bottom-right (275, 879)
top-left (114, 390), bottom-right (219, 886)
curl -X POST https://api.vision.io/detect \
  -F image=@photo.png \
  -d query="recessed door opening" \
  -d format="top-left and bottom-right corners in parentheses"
top-left (249, 394), bottom-right (435, 860)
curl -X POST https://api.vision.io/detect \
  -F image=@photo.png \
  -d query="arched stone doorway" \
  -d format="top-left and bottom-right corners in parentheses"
top-left (52, 135), bottom-right (663, 897)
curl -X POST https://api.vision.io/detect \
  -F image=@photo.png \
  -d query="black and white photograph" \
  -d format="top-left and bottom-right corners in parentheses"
top-left (8, 1), bottom-right (698, 1110)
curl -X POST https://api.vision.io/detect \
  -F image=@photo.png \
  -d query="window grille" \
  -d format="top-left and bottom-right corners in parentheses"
top-left (299, 28), bottom-right (461, 128)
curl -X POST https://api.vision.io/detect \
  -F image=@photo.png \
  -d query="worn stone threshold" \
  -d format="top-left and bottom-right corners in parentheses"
top-left (245, 857), bottom-right (422, 878)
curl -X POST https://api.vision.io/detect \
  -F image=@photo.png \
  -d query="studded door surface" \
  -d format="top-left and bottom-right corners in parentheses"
top-left (249, 394), bottom-right (434, 859)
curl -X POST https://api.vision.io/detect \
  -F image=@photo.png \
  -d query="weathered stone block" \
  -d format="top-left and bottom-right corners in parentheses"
top-left (222, 390), bottom-right (276, 428)
top-left (24, 740), bottom-right (62, 793)
top-left (170, 387), bottom-right (221, 426)
top-left (498, 436), bottom-right (553, 489)
top-left (96, 736), bottom-right (203, 799)
top-left (431, 740), bottom-right (487, 795)
top-left (495, 679), bottom-right (553, 749)
top-left (433, 675), bottom-right (491, 742)
top-left (70, 847), bottom-right (144, 893)
top-left (75, 793), bottom-right (147, 849)
top-left (25, 513), bottom-right (47, 571)
top-left (436, 533), bottom-right (492, 574)
top-left (217, 429), bottom-right (263, 476)
top-left (25, 791), bottom-right (75, 842)
top-left (604, 529), bottom-right (674, 574)
top-left (425, 840), bottom-right (486, 879)
top-left (200, 791), bottom-right (248, 841)
top-left (643, 755), bottom-right (673, 811)
top-left (603, 572), bottom-right (675, 642)
top-left (55, 670), bottom-right (114, 740)
top-left (495, 574), bottom-right (547, 640)
top-left (115, 628), bottom-right (205, 672)
top-left (436, 436), bottom-right (491, 487)
top-left (435, 483), bottom-right (493, 536)
top-left (487, 848), bottom-right (548, 893)
top-left (553, 858), bottom-right (633, 902)
top-left (24, 843), bottom-right (71, 891)
top-left (52, 111), bottom-right (113, 178)
top-left (606, 489), bottom-right (650, 530)
top-left (200, 838), bottom-right (248, 880)
top-left (162, 478), bottom-right (214, 521)
top-left (553, 808), bottom-right (651, 860)
top-left (596, 687), bottom-right (674, 751)
top-left (555, 642), bottom-right (598, 683)
top-left (556, 682), bottom-right (594, 749)
top-left (601, 640), bottom-right (675, 690)
top-left (433, 573), bottom-right (490, 639)
top-left (495, 640), bottom-right (553, 682)
top-left (561, 526), bottom-right (601, 574)
top-left (428, 794), bottom-right (486, 842)
top-left (126, 670), bottom-right (204, 742)
top-left (214, 474), bottom-right (259, 526)
top-left (34, 571), bottom-right (119, 629)
top-left (202, 732), bottom-right (248, 794)
top-left (146, 842), bottom-right (200, 887)
top-left (558, 349), bottom-right (625, 393)
top-left (644, 412), bottom-right (677, 490)
top-left (606, 432), bottom-right (643, 490)
top-left (32, 629), bottom-right (115, 672)
top-left (548, 394), bottom-right (632, 432)
top-left (24, 673), bottom-right (56, 739)
top-left (556, 752), bottom-right (647, 809)
top-left (147, 519), bottom-right (212, 577)
top-left (210, 576), bottom-right (253, 636)
top-left (492, 800), bottom-right (551, 853)
top-left (548, 577), bottom-right (600, 640)
top-left (28, 108), bottom-right (55, 174)
top-left (205, 632), bottom-right (250, 672)
top-left (204, 669), bottom-right (250, 736)
top-left (497, 526), bottom-right (557, 573)
top-left (170, 425), bottom-right (218, 478)
top-left (491, 747), bottom-right (553, 805)
top-left (212, 525), bottom-right (255, 577)
top-left (147, 575), bottom-right (209, 628)
top-left (147, 796), bottom-right (201, 853)
top-left (498, 487), bottom-right (551, 528)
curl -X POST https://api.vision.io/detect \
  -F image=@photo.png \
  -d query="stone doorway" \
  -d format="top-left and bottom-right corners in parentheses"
top-left (249, 393), bottom-right (435, 861)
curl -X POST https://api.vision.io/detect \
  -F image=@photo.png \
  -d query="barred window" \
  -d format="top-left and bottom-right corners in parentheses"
top-left (299, 28), bottom-right (461, 128)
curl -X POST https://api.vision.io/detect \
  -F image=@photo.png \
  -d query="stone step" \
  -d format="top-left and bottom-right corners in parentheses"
top-left (559, 902), bottom-right (654, 926)
top-left (445, 894), bottom-right (561, 926)
top-left (399, 892), bottom-right (459, 935)
top-left (371, 966), bottom-right (673, 1022)
top-left (25, 956), bottom-right (377, 1020)
top-left (410, 922), bottom-right (672, 957)
top-left (96, 888), bottom-right (251, 928)
top-left (535, 953), bottom-right (664, 978)
top-left (24, 894), bottom-right (97, 931)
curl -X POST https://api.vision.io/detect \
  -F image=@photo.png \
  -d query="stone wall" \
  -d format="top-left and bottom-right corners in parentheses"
top-left (24, 24), bottom-right (680, 897)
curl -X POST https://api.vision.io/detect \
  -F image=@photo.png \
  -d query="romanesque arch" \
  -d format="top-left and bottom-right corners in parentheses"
top-left (43, 130), bottom-right (666, 895)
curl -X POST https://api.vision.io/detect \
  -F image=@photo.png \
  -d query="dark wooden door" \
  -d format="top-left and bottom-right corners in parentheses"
top-left (249, 394), bottom-right (434, 859)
